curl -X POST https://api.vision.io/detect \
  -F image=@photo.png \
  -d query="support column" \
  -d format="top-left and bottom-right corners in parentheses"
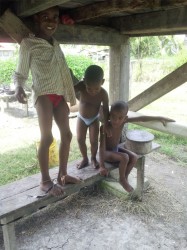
top-left (1, 218), bottom-right (17, 250)
top-left (109, 37), bottom-right (130, 104)
top-left (135, 156), bottom-right (145, 201)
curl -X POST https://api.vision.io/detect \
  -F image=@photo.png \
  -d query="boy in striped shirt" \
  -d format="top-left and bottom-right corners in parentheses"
top-left (14, 6), bottom-right (80, 196)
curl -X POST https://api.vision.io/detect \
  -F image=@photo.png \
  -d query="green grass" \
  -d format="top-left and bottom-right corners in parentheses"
top-left (128, 124), bottom-right (187, 166)
top-left (0, 137), bottom-right (81, 186)
top-left (1, 125), bottom-right (186, 187)
top-left (0, 144), bottom-right (38, 186)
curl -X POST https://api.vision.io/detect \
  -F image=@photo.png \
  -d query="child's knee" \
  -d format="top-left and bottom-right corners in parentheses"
top-left (41, 135), bottom-right (53, 147)
top-left (120, 153), bottom-right (129, 164)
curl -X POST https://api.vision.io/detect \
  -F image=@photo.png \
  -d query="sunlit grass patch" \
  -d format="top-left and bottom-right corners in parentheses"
top-left (0, 137), bottom-right (81, 186)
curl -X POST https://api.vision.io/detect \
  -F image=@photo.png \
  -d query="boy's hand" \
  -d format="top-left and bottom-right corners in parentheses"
top-left (15, 86), bottom-right (27, 104)
top-left (160, 117), bottom-right (175, 126)
top-left (99, 166), bottom-right (109, 176)
top-left (104, 122), bottom-right (112, 137)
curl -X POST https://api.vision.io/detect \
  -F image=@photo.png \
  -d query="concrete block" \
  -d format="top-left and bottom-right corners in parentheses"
top-left (109, 168), bottom-right (150, 190)
top-left (100, 168), bottom-right (150, 200)
top-left (99, 179), bottom-right (130, 200)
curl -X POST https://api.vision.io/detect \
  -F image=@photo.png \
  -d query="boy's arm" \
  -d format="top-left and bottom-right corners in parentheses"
top-left (69, 68), bottom-right (79, 86)
top-left (73, 80), bottom-right (84, 100)
top-left (14, 40), bottom-right (30, 104)
top-left (127, 115), bottom-right (175, 126)
top-left (102, 90), bottom-right (110, 125)
top-left (99, 125), bottom-right (109, 176)
top-left (101, 89), bottom-right (112, 137)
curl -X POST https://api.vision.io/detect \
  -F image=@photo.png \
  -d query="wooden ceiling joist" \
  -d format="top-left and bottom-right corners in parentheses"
top-left (15, 0), bottom-right (187, 21)
top-left (69, 0), bottom-right (187, 23)
top-left (112, 6), bottom-right (187, 36)
top-left (16, 0), bottom-right (71, 17)
top-left (0, 8), bottom-right (125, 45)
top-left (55, 24), bottom-right (127, 45)
top-left (69, 0), bottom-right (160, 23)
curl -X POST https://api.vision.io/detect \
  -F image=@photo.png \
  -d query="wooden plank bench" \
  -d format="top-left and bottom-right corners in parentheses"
top-left (0, 160), bottom-right (116, 250)
top-left (0, 142), bottom-right (160, 250)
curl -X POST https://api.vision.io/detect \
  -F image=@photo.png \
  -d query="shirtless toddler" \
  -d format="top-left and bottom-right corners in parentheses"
top-left (74, 65), bottom-right (109, 169)
top-left (99, 101), bottom-right (175, 192)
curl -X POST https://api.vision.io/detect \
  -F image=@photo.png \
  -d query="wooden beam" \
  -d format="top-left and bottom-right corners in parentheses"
top-left (128, 111), bottom-right (187, 138)
top-left (55, 24), bottom-right (127, 45)
top-left (17, 0), bottom-right (71, 17)
top-left (0, 9), bottom-right (31, 44)
top-left (69, 0), bottom-right (159, 22)
top-left (128, 62), bottom-right (187, 111)
top-left (112, 6), bottom-right (187, 36)
top-left (0, 9), bottom-right (126, 45)
top-left (69, 0), bottom-right (187, 23)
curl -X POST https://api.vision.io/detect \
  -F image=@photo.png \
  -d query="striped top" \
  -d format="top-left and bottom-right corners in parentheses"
top-left (14, 35), bottom-right (76, 106)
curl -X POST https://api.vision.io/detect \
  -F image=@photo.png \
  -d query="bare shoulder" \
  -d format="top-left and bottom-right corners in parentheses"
top-left (101, 87), bottom-right (108, 94)
top-left (75, 81), bottom-right (85, 91)
top-left (100, 87), bottom-right (109, 98)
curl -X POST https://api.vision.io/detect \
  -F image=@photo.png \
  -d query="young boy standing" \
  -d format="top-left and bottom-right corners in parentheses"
top-left (74, 65), bottom-right (109, 169)
top-left (99, 101), bottom-right (175, 193)
top-left (14, 6), bottom-right (80, 196)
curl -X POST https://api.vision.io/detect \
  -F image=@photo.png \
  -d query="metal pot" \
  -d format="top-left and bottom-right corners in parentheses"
top-left (125, 129), bottom-right (154, 155)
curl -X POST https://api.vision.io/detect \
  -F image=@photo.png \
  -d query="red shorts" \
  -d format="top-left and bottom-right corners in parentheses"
top-left (47, 94), bottom-right (63, 108)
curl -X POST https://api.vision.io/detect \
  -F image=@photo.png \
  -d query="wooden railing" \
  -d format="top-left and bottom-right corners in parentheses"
top-left (128, 111), bottom-right (187, 139)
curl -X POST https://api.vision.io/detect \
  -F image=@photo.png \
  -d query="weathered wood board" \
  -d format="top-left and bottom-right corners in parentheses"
top-left (0, 159), bottom-right (116, 224)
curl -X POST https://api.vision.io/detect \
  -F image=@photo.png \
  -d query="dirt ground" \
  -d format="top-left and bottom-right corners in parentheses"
top-left (0, 104), bottom-right (187, 250)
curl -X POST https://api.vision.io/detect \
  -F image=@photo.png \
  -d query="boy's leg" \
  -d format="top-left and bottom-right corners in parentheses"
top-left (89, 120), bottom-right (99, 168)
top-left (104, 151), bottom-right (134, 192)
top-left (54, 97), bottom-right (80, 184)
top-left (35, 95), bottom-right (63, 196)
top-left (76, 117), bottom-right (89, 169)
top-left (118, 147), bottom-right (138, 180)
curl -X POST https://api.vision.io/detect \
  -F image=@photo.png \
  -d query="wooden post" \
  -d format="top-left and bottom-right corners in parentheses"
top-left (109, 37), bottom-right (130, 142)
top-left (135, 156), bottom-right (145, 201)
top-left (1, 218), bottom-right (17, 250)
top-left (109, 37), bottom-right (130, 104)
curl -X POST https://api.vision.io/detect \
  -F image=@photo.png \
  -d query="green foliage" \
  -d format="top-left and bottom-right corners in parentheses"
top-left (65, 54), bottom-right (93, 80)
top-left (0, 53), bottom-right (93, 86)
top-left (172, 48), bottom-right (187, 69)
top-left (0, 144), bottom-right (39, 185)
top-left (130, 35), bottom-right (184, 60)
top-left (158, 35), bottom-right (183, 56)
top-left (130, 37), bottom-right (160, 59)
top-left (0, 59), bottom-right (17, 85)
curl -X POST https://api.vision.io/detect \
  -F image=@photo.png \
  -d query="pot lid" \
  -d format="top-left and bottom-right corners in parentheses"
top-left (126, 130), bottom-right (154, 142)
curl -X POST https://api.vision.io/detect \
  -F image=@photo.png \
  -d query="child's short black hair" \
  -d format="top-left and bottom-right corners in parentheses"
top-left (110, 101), bottom-right (128, 113)
top-left (84, 65), bottom-right (104, 83)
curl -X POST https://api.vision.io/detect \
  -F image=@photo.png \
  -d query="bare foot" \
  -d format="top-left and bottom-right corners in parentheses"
top-left (91, 158), bottom-right (99, 169)
top-left (40, 180), bottom-right (64, 196)
top-left (99, 167), bottom-right (109, 176)
top-left (119, 178), bottom-right (134, 193)
top-left (60, 174), bottom-right (82, 186)
top-left (77, 158), bottom-right (89, 169)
